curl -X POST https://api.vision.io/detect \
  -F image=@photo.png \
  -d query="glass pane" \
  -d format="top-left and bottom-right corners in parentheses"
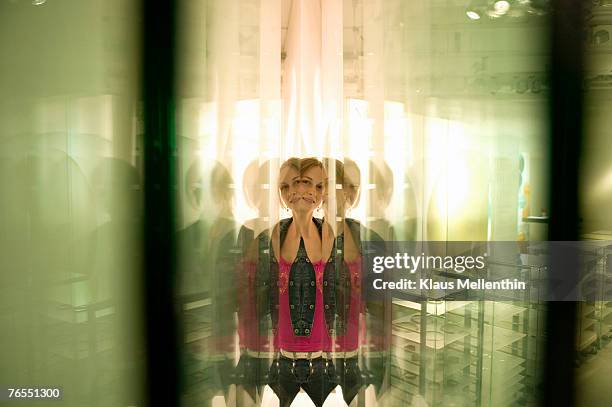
top-left (576, 2), bottom-right (612, 406)
top-left (384, 2), bottom-right (549, 406)
top-left (0, 1), bottom-right (144, 406)
top-left (175, 1), bottom-right (553, 406)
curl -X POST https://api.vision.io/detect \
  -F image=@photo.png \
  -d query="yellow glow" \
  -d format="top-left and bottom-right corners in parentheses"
top-left (346, 98), bottom-right (373, 222)
top-left (384, 101), bottom-right (411, 222)
top-left (231, 99), bottom-right (262, 223)
top-left (436, 156), bottom-right (471, 217)
top-left (199, 102), bottom-right (218, 161)
top-left (592, 164), bottom-right (612, 198)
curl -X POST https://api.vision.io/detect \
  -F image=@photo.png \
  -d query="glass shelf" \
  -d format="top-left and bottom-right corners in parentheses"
top-left (393, 299), bottom-right (474, 315)
top-left (482, 325), bottom-right (526, 352)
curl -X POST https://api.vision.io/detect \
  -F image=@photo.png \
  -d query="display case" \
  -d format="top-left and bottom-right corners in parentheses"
top-left (574, 241), bottom-right (612, 360)
top-left (525, 240), bottom-right (612, 361)
top-left (41, 273), bottom-right (119, 405)
top-left (390, 298), bottom-right (484, 407)
top-left (598, 243), bottom-right (612, 343)
top-left (484, 253), bottom-right (548, 407)
top-left (389, 251), bottom-right (548, 407)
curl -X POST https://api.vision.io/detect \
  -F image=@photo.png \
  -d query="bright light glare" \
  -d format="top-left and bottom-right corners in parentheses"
top-left (384, 101), bottom-right (411, 222)
top-left (346, 98), bottom-right (373, 222)
top-left (436, 157), bottom-right (470, 217)
top-left (231, 99), bottom-right (261, 224)
top-left (427, 118), bottom-right (470, 218)
top-left (593, 164), bottom-right (612, 198)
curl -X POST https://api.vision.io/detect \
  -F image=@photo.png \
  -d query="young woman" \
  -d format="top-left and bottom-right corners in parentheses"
top-left (235, 157), bottom-right (344, 406)
top-left (264, 157), bottom-right (337, 407)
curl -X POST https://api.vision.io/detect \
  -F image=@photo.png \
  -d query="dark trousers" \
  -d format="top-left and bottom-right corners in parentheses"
top-left (268, 357), bottom-right (337, 407)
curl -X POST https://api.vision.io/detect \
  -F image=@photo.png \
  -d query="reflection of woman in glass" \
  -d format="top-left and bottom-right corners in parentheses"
top-left (241, 157), bottom-right (338, 407)
top-left (323, 158), bottom-right (389, 404)
top-left (364, 159), bottom-right (394, 401)
top-left (234, 158), bottom-right (278, 406)
top-left (238, 159), bottom-right (279, 245)
top-left (366, 160), bottom-right (396, 241)
top-left (322, 157), bottom-right (364, 405)
top-left (176, 159), bottom-right (238, 404)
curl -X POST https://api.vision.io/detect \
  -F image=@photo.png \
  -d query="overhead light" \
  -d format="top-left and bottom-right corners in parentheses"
top-left (466, 0), bottom-right (487, 20)
top-left (493, 0), bottom-right (511, 15)
top-left (32, 0), bottom-right (46, 5)
top-left (466, 10), bottom-right (481, 20)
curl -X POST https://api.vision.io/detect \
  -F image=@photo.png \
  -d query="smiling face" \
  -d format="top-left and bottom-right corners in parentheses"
top-left (279, 159), bottom-right (325, 216)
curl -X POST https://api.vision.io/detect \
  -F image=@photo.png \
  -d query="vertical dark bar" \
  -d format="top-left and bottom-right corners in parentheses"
top-left (142, 0), bottom-right (179, 405)
top-left (544, 0), bottom-right (584, 406)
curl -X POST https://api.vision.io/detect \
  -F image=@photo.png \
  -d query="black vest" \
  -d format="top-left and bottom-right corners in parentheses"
top-left (253, 217), bottom-right (379, 338)
top-left (253, 218), bottom-right (330, 336)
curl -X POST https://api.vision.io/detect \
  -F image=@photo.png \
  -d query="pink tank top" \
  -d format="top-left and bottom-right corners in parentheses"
top-left (275, 257), bottom-right (332, 352)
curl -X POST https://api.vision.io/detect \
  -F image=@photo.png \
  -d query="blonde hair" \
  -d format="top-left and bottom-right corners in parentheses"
top-left (278, 157), bottom-right (326, 208)
top-left (279, 157), bottom-right (325, 177)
